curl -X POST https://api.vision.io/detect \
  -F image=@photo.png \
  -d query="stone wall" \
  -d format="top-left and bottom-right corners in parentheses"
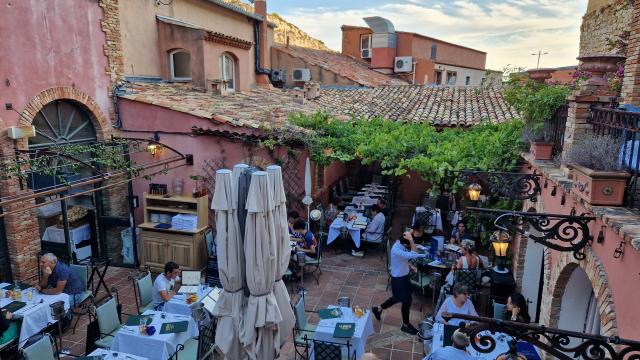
top-left (621, 1), bottom-right (640, 105)
top-left (579, 0), bottom-right (633, 57)
top-left (99, 0), bottom-right (124, 123)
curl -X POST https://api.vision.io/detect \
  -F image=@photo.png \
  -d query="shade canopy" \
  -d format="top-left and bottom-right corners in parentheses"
top-left (211, 169), bottom-right (246, 359)
top-left (302, 157), bottom-right (312, 206)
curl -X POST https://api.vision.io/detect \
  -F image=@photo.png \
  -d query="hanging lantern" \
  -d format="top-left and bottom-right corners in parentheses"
top-left (491, 230), bottom-right (511, 257)
top-left (468, 182), bottom-right (482, 201)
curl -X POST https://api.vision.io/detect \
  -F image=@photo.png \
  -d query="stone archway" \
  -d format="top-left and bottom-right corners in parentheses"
top-left (540, 249), bottom-right (618, 338)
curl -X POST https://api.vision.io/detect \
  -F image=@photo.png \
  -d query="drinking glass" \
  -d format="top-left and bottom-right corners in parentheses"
top-left (139, 317), bottom-right (147, 333)
top-left (200, 275), bottom-right (207, 293)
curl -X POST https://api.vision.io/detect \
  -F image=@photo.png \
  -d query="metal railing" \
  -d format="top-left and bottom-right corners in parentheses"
top-left (589, 106), bottom-right (640, 209)
top-left (550, 103), bottom-right (568, 157)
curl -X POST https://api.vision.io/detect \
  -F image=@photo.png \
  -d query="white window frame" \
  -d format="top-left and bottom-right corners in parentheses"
top-left (446, 71), bottom-right (457, 85)
top-left (360, 34), bottom-right (372, 52)
top-left (465, 76), bottom-right (471, 86)
top-left (221, 53), bottom-right (236, 92)
top-left (169, 50), bottom-right (192, 81)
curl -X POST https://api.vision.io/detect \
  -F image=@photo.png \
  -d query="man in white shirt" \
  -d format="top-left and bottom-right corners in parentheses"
top-left (424, 329), bottom-right (477, 360)
top-left (353, 205), bottom-right (385, 257)
top-left (153, 261), bottom-right (181, 310)
top-left (371, 231), bottom-right (425, 334)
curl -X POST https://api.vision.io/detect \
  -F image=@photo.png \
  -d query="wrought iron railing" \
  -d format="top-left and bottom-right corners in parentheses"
top-left (444, 313), bottom-right (640, 360)
top-left (551, 103), bottom-right (568, 157)
top-left (589, 107), bottom-right (640, 209)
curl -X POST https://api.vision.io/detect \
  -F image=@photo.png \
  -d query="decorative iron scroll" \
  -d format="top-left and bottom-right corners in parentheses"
top-left (449, 170), bottom-right (542, 201)
top-left (444, 313), bottom-right (640, 360)
top-left (466, 207), bottom-right (595, 260)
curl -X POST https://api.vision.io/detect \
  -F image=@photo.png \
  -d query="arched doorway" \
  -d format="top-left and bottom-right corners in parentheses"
top-left (557, 266), bottom-right (601, 345)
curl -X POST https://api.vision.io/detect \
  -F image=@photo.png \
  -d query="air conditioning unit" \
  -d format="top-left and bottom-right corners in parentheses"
top-left (270, 69), bottom-right (286, 83)
top-left (361, 49), bottom-right (371, 59)
top-left (394, 56), bottom-right (413, 73)
top-left (292, 68), bottom-right (311, 82)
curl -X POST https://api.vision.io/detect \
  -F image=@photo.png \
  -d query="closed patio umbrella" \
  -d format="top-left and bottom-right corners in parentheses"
top-left (241, 171), bottom-right (283, 360)
top-left (211, 169), bottom-right (246, 360)
top-left (267, 165), bottom-right (296, 347)
top-left (233, 163), bottom-right (252, 241)
top-left (302, 157), bottom-right (313, 229)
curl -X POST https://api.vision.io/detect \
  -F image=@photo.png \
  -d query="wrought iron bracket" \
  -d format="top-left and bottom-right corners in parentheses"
top-left (444, 313), bottom-right (640, 360)
top-left (447, 170), bottom-right (542, 201)
top-left (467, 207), bottom-right (596, 260)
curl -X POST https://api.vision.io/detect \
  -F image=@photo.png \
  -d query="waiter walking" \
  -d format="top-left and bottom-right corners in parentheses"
top-left (372, 231), bottom-right (426, 335)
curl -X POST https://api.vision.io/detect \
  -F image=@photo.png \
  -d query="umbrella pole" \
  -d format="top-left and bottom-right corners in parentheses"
top-left (296, 252), bottom-right (307, 296)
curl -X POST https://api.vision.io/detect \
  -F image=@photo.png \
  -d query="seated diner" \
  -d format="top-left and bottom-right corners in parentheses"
top-left (152, 261), bottom-right (182, 310)
top-left (35, 253), bottom-right (84, 306)
top-left (435, 284), bottom-right (478, 326)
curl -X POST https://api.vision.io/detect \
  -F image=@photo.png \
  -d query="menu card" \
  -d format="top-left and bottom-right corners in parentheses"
top-left (318, 308), bottom-right (342, 320)
top-left (3, 301), bottom-right (26, 313)
top-left (333, 322), bottom-right (356, 338)
top-left (160, 320), bottom-right (189, 334)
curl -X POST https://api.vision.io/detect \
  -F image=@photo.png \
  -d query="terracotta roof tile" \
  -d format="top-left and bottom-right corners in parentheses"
top-left (309, 86), bottom-right (521, 126)
top-left (273, 45), bottom-right (407, 88)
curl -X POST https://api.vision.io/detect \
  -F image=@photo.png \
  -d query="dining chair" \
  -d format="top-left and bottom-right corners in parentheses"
top-left (92, 297), bottom-right (121, 349)
top-left (292, 296), bottom-right (317, 360)
top-left (70, 263), bottom-right (94, 334)
top-left (493, 301), bottom-right (507, 320)
top-left (410, 268), bottom-right (432, 312)
top-left (129, 270), bottom-right (155, 314)
top-left (174, 318), bottom-right (217, 360)
top-left (302, 236), bottom-right (323, 284)
top-left (312, 339), bottom-right (355, 360)
top-left (21, 334), bottom-right (56, 360)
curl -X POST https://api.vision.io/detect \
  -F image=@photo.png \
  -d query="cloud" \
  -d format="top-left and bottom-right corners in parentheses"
top-left (279, 0), bottom-right (587, 70)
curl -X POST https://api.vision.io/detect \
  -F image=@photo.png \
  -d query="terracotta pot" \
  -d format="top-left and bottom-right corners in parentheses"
top-left (570, 164), bottom-right (630, 206)
top-left (530, 142), bottom-right (553, 160)
top-left (576, 54), bottom-right (626, 86)
top-left (527, 68), bottom-right (554, 83)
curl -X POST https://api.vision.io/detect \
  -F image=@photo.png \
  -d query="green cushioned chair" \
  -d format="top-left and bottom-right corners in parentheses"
top-left (493, 302), bottom-right (507, 320)
top-left (95, 297), bottom-right (121, 349)
top-left (22, 334), bottom-right (55, 360)
top-left (136, 271), bottom-right (155, 314)
top-left (176, 319), bottom-right (216, 360)
top-left (293, 296), bottom-right (317, 358)
top-left (70, 264), bottom-right (93, 333)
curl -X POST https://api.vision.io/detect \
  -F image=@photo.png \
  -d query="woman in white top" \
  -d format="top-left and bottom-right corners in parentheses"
top-left (455, 240), bottom-right (483, 270)
top-left (435, 283), bottom-right (478, 326)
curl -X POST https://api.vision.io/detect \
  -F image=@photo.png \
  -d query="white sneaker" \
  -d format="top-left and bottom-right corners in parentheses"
top-left (352, 250), bottom-right (365, 257)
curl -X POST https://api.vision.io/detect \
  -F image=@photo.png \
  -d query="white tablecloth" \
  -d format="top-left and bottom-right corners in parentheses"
top-left (327, 214), bottom-right (369, 247)
top-left (413, 207), bottom-right (443, 231)
top-left (42, 224), bottom-right (90, 245)
top-left (111, 310), bottom-right (198, 360)
top-left (312, 307), bottom-right (374, 360)
top-left (429, 322), bottom-right (541, 359)
top-left (350, 196), bottom-right (378, 207)
top-left (0, 287), bottom-right (70, 346)
top-left (163, 286), bottom-right (212, 316)
top-left (89, 348), bottom-right (149, 360)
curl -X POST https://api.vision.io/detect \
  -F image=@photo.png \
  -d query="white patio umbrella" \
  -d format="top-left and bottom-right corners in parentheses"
top-left (211, 169), bottom-right (247, 360)
top-left (267, 165), bottom-right (296, 347)
top-left (241, 171), bottom-right (283, 360)
top-left (302, 157), bottom-right (313, 230)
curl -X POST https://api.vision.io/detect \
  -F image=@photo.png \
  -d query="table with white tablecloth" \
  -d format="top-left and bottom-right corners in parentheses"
top-left (312, 307), bottom-right (374, 360)
top-left (429, 322), bottom-right (541, 359)
top-left (350, 196), bottom-right (378, 207)
top-left (88, 348), bottom-right (149, 360)
top-left (327, 214), bottom-right (369, 247)
top-left (42, 223), bottom-right (92, 260)
top-left (0, 285), bottom-right (70, 346)
top-left (163, 286), bottom-right (212, 316)
top-left (111, 310), bottom-right (198, 360)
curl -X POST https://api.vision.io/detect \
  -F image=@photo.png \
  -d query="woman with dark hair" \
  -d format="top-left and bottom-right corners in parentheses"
top-left (450, 221), bottom-right (470, 245)
top-left (506, 293), bottom-right (531, 323)
top-left (411, 223), bottom-right (427, 244)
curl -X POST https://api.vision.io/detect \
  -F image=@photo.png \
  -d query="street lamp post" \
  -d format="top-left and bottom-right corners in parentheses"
top-left (531, 50), bottom-right (549, 69)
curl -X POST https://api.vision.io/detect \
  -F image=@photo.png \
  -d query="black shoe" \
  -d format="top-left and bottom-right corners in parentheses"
top-left (372, 306), bottom-right (381, 321)
top-left (401, 323), bottom-right (419, 335)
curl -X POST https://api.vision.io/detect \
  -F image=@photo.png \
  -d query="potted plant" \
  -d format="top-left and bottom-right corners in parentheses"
top-left (562, 134), bottom-right (630, 206)
top-left (523, 123), bottom-right (554, 160)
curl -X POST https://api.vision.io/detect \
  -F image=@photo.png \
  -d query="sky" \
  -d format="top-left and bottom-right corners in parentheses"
top-left (264, 0), bottom-right (588, 71)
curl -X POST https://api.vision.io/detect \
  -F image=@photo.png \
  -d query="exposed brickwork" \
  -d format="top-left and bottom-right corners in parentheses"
top-left (579, 0), bottom-right (633, 57)
top-left (562, 91), bottom-right (612, 149)
top-left (621, 1), bottom-right (640, 105)
top-left (98, 0), bottom-right (124, 89)
top-left (513, 198), bottom-right (545, 290)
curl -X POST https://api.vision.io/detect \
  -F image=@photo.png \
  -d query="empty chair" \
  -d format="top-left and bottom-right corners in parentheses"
top-left (493, 302), bottom-right (507, 320)
top-left (312, 339), bottom-right (355, 360)
top-left (70, 263), bottom-right (94, 333)
top-left (176, 319), bottom-right (216, 360)
top-left (22, 334), bottom-right (56, 360)
top-left (292, 296), bottom-right (317, 359)
top-left (131, 270), bottom-right (155, 314)
top-left (93, 297), bottom-right (121, 349)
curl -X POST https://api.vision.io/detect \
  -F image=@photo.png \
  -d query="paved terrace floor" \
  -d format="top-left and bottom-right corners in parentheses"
top-left (60, 205), bottom-right (431, 359)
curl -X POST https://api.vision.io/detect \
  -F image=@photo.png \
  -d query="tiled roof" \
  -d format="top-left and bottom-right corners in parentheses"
top-left (273, 45), bottom-right (408, 87)
top-left (309, 86), bottom-right (521, 126)
top-left (119, 81), bottom-right (320, 133)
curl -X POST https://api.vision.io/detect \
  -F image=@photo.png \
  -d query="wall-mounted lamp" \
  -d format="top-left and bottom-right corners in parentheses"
top-left (551, 186), bottom-right (557, 197)
top-left (468, 182), bottom-right (482, 202)
top-left (147, 132), bottom-right (162, 156)
top-left (613, 240), bottom-right (625, 259)
top-left (597, 226), bottom-right (605, 244)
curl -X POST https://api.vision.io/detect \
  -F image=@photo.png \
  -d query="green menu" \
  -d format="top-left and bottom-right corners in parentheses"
top-left (333, 322), bottom-right (356, 338)
top-left (3, 301), bottom-right (26, 313)
top-left (160, 320), bottom-right (189, 334)
top-left (318, 308), bottom-right (342, 320)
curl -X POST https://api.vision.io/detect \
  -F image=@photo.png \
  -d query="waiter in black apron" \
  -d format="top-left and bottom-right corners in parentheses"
top-left (372, 231), bottom-right (426, 335)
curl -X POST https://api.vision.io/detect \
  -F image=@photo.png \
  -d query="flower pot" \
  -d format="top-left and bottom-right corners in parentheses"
top-left (530, 142), bottom-right (553, 160)
top-left (577, 55), bottom-right (626, 86)
top-left (570, 164), bottom-right (630, 206)
top-left (527, 68), bottom-right (554, 84)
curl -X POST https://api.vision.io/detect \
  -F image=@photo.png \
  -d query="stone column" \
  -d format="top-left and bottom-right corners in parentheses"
top-left (621, 1), bottom-right (640, 105)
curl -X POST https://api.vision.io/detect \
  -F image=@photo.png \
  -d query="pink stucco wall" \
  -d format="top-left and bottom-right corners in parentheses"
top-left (524, 167), bottom-right (640, 339)
top-left (118, 99), bottom-right (310, 224)
top-left (0, 0), bottom-right (111, 128)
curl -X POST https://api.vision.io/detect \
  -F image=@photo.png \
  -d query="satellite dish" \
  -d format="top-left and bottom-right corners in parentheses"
top-left (310, 209), bottom-right (322, 221)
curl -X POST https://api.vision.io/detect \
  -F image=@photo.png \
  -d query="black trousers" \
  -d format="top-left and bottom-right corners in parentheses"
top-left (381, 275), bottom-right (412, 324)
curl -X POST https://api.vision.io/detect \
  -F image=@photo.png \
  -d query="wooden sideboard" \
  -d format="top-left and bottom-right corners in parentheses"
top-left (139, 193), bottom-right (209, 272)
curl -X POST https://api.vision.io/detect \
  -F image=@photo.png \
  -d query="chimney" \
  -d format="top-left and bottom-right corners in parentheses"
top-left (254, 0), bottom-right (270, 86)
